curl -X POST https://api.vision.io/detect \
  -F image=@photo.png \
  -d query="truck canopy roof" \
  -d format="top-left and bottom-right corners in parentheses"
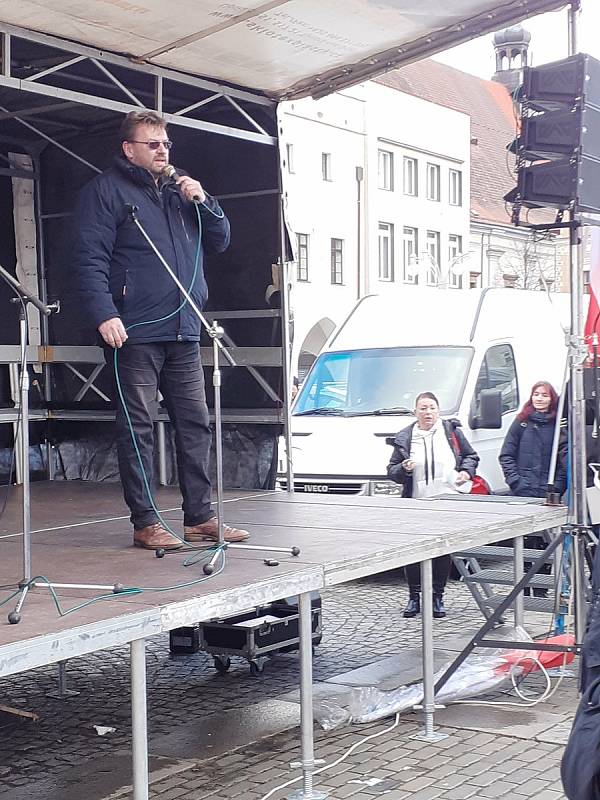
top-left (2, 1), bottom-right (566, 100)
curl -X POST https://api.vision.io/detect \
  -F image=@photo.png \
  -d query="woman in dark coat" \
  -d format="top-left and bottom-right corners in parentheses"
top-left (387, 391), bottom-right (479, 619)
top-left (499, 381), bottom-right (567, 597)
top-left (499, 381), bottom-right (567, 498)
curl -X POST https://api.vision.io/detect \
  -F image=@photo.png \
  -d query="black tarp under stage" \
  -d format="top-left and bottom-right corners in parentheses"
top-left (0, 28), bottom-right (286, 489)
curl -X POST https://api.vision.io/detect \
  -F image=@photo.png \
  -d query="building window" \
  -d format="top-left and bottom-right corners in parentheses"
top-left (322, 152), bottom-right (332, 181)
top-left (330, 238), bottom-right (343, 284)
top-left (378, 223), bottom-right (394, 281)
top-left (426, 230), bottom-right (441, 285)
top-left (286, 143), bottom-right (295, 173)
top-left (378, 149), bottom-right (394, 190)
top-left (403, 156), bottom-right (418, 196)
top-left (403, 226), bottom-right (418, 283)
top-left (426, 163), bottom-right (441, 201)
top-left (448, 234), bottom-right (463, 288)
top-left (449, 168), bottom-right (462, 205)
top-left (296, 233), bottom-right (309, 281)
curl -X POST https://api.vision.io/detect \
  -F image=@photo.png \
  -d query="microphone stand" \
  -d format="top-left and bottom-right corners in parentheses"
top-left (126, 205), bottom-right (299, 573)
top-left (1, 266), bottom-right (124, 624)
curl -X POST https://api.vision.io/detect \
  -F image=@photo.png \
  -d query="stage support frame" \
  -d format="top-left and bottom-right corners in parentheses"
top-left (131, 638), bottom-right (149, 800)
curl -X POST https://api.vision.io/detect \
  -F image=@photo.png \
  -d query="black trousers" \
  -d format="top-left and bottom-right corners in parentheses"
top-left (111, 341), bottom-right (214, 530)
top-left (405, 555), bottom-right (451, 596)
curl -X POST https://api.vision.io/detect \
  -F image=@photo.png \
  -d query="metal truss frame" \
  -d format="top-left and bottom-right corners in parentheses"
top-left (0, 22), bottom-right (289, 480)
top-left (0, 22), bottom-right (277, 146)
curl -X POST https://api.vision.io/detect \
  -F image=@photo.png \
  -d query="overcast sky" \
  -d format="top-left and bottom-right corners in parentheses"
top-left (433, 2), bottom-right (600, 80)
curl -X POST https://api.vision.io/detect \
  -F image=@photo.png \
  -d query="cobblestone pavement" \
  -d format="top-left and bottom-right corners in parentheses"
top-left (0, 572), bottom-right (577, 799)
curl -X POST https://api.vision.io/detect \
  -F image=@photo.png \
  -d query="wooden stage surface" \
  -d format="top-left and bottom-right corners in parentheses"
top-left (0, 481), bottom-right (567, 678)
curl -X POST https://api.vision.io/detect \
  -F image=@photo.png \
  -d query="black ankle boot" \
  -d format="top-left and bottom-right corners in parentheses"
top-left (433, 594), bottom-right (446, 619)
top-left (403, 595), bottom-right (420, 618)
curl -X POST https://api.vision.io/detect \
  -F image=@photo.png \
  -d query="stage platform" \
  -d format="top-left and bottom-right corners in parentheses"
top-left (0, 481), bottom-right (568, 799)
top-left (0, 482), bottom-right (565, 673)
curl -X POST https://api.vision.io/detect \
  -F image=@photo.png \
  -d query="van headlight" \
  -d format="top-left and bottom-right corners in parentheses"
top-left (369, 480), bottom-right (402, 496)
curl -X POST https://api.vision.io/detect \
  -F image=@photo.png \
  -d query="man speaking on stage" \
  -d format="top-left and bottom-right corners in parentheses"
top-left (72, 109), bottom-right (250, 551)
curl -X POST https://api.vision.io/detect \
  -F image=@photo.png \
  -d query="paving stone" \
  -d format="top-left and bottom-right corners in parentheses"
top-left (468, 770), bottom-right (514, 788)
top-left (438, 786), bottom-right (481, 800)
top-left (477, 781), bottom-right (523, 798)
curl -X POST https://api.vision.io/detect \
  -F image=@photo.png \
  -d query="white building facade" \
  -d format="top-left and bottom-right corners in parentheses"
top-left (279, 82), bottom-right (471, 379)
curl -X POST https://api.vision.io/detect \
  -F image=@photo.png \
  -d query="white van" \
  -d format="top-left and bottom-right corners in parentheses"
top-left (278, 288), bottom-right (568, 495)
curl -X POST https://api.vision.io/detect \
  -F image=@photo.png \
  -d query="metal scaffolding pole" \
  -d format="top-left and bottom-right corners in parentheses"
top-left (566, 0), bottom-right (588, 644)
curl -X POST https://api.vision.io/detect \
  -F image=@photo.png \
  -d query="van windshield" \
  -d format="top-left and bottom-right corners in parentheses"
top-left (294, 346), bottom-right (474, 416)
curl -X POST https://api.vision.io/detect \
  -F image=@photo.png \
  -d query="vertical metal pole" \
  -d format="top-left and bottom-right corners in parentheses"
top-left (20, 311), bottom-right (31, 584)
top-left (548, 359), bottom-right (568, 487)
top-left (278, 184), bottom-right (294, 494)
top-left (355, 166), bottom-right (363, 300)
top-left (9, 363), bottom-right (22, 484)
top-left (46, 659), bottom-right (80, 698)
top-left (569, 219), bottom-right (588, 642)
top-left (1, 32), bottom-right (11, 77)
top-left (552, 528), bottom-right (564, 633)
top-left (412, 559), bottom-right (448, 742)
top-left (568, 2), bottom-right (580, 56)
top-left (131, 638), bottom-right (149, 800)
top-left (566, 0), bottom-right (587, 646)
top-left (157, 421), bottom-right (167, 486)
top-left (513, 536), bottom-right (524, 628)
top-left (57, 660), bottom-right (67, 695)
top-left (288, 593), bottom-right (326, 800)
top-left (154, 75), bottom-right (163, 113)
top-left (212, 330), bottom-right (224, 544)
top-left (33, 153), bottom-right (54, 480)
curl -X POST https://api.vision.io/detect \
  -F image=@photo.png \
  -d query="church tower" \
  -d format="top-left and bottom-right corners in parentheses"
top-left (492, 25), bottom-right (531, 94)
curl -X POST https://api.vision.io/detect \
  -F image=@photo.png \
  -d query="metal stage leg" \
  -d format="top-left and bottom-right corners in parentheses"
top-left (412, 559), bottom-right (448, 743)
top-left (47, 660), bottom-right (80, 699)
top-left (288, 593), bottom-right (327, 800)
top-left (131, 638), bottom-right (149, 800)
top-left (513, 536), bottom-right (524, 629)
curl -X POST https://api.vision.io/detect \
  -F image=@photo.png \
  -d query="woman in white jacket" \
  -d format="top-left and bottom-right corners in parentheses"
top-left (387, 392), bottom-right (479, 618)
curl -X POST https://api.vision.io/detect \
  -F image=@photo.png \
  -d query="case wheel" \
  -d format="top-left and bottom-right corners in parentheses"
top-left (213, 655), bottom-right (231, 674)
top-left (249, 658), bottom-right (266, 676)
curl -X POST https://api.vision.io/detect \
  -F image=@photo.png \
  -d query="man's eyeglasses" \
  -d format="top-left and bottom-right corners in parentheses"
top-left (128, 140), bottom-right (173, 150)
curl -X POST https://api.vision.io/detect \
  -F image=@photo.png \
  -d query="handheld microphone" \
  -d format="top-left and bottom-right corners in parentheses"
top-left (162, 164), bottom-right (201, 203)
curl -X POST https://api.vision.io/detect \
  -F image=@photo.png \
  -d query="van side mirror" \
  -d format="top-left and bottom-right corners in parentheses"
top-left (470, 388), bottom-right (502, 429)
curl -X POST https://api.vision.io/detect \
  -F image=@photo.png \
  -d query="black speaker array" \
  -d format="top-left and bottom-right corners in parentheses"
top-left (505, 53), bottom-right (600, 215)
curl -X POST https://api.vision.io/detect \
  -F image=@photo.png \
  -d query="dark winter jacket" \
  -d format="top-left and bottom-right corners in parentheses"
top-left (72, 156), bottom-right (230, 342)
top-left (499, 411), bottom-right (567, 497)
top-left (387, 418), bottom-right (479, 498)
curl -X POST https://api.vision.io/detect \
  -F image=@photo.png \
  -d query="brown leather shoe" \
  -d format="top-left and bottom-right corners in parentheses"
top-left (133, 523), bottom-right (183, 550)
top-left (184, 517), bottom-right (250, 543)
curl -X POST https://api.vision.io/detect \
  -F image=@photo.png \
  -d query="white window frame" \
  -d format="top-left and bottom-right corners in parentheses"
top-left (378, 222), bottom-right (394, 281)
top-left (378, 149), bottom-right (394, 191)
top-left (296, 233), bottom-right (309, 281)
top-left (448, 234), bottom-right (463, 288)
top-left (322, 152), bottom-right (332, 181)
top-left (426, 230), bottom-right (441, 285)
top-left (403, 156), bottom-right (418, 196)
top-left (330, 238), bottom-right (344, 284)
top-left (403, 226), bottom-right (418, 284)
top-left (449, 168), bottom-right (462, 206)
top-left (426, 162), bottom-right (441, 202)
